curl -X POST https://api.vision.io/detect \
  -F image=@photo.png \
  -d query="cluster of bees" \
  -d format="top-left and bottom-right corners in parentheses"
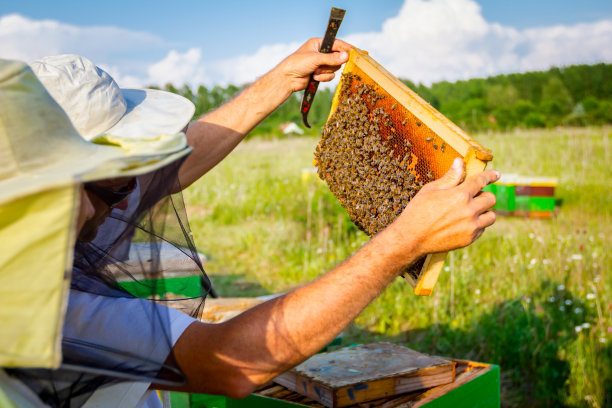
top-left (314, 72), bottom-right (428, 238)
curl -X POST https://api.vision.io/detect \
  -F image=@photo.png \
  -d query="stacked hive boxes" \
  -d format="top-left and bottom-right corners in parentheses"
top-left (484, 174), bottom-right (558, 218)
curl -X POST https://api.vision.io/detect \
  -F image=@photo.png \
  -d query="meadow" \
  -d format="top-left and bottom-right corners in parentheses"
top-left (183, 126), bottom-right (610, 407)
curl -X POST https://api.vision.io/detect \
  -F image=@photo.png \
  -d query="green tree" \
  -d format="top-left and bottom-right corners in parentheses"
top-left (541, 76), bottom-right (573, 113)
top-left (486, 84), bottom-right (519, 110)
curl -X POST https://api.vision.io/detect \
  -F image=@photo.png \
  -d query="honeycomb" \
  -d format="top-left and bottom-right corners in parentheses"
top-left (314, 49), bottom-right (491, 291)
top-left (316, 71), bottom-right (460, 280)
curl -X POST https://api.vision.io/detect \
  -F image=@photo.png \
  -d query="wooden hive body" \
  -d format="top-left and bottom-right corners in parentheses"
top-left (316, 48), bottom-right (493, 296)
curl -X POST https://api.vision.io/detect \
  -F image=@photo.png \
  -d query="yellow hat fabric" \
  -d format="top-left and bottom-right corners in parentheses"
top-left (0, 184), bottom-right (76, 368)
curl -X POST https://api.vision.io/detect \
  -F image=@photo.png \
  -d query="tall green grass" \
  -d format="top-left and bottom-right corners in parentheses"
top-left (183, 127), bottom-right (610, 407)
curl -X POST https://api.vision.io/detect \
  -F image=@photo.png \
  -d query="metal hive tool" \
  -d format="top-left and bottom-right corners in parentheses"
top-left (314, 48), bottom-right (493, 296)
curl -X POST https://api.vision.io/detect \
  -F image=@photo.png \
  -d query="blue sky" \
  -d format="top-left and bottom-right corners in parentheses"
top-left (1, 0), bottom-right (611, 87)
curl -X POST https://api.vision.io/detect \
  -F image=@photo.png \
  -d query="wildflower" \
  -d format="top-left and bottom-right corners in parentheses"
top-left (530, 258), bottom-right (537, 265)
top-left (581, 323), bottom-right (590, 329)
top-left (565, 299), bottom-right (573, 306)
top-left (575, 326), bottom-right (582, 333)
top-left (475, 289), bottom-right (481, 295)
top-left (543, 259), bottom-right (551, 265)
top-left (571, 254), bottom-right (583, 261)
top-left (529, 233), bottom-right (535, 239)
top-left (536, 306), bottom-right (543, 313)
top-left (586, 293), bottom-right (596, 300)
top-left (548, 296), bottom-right (556, 302)
top-left (608, 327), bottom-right (612, 333)
top-left (444, 266), bottom-right (450, 272)
top-left (559, 306), bottom-right (565, 311)
top-left (600, 338), bottom-right (607, 344)
top-left (557, 284), bottom-right (565, 291)
top-left (593, 276), bottom-right (600, 283)
top-left (574, 307), bottom-right (583, 314)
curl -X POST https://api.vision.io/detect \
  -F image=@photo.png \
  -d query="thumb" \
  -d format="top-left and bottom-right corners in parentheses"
top-left (433, 158), bottom-right (465, 189)
top-left (315, 51), bottom-right (348, 67)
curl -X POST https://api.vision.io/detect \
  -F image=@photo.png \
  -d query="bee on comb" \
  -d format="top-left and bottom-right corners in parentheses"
top-left (314, 48), bottom-right (493, 296)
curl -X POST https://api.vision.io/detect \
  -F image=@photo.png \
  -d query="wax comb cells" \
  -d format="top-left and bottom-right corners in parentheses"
top-left (315, 48), bottom-right (493, 295)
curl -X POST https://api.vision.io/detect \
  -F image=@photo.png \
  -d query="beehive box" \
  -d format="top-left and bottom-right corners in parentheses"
top-left (513, 176), bottom-right (558, 218)
top-left (223, 360), bottom-right (499, 408)
top-left (169, 360), bottom-right (499, 408)
top-left (314, 48), bottom-right (493, 296)
top-left (483, 175), bottom-right (558, 218)
top-left (482, 173), bottom-right (517, 214)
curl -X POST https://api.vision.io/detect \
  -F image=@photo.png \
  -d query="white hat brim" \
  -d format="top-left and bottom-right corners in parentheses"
top-left (105, 89), bottom-right (195, 142)
top-left (0, 141), bottom-right (192, 206)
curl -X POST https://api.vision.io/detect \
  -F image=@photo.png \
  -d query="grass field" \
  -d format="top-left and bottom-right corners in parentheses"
top-left (183, 126), bottom-right (610, 407)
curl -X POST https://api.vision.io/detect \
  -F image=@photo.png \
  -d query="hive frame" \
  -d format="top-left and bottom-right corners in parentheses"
top-left (328, 48), bottom-right (493, 296)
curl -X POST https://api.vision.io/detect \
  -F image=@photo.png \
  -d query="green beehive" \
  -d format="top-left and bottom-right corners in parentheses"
top-left (514, 176), bottom-right (558, 218)
top-left (483, 173), bottom-right (517, 213)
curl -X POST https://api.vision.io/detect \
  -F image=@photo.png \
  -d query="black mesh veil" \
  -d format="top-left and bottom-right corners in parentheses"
top-left (6, 156), bottom-right (214, 407)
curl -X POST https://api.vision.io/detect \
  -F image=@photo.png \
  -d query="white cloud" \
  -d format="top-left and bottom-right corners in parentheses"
top-left (342, 0), bottom-right (612, 84)
top-left (0, 13), bottom-right (167, 81)
top-left (136, 42), bottom-right (301, 89)
top-left (145, 0), bottom-right (612, 87)
top-left (147, 48), bottom-right (210, 88)
top-left (208, 42), bottom-right (301, 86)
top-left (2, 1), bottom-right (612, 88)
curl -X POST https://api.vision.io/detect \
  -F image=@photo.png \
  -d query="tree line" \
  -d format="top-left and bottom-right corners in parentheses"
top-left (158, 62), bottom-right (612, 136)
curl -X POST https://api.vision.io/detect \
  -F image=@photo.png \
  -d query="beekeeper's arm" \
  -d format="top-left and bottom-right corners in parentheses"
top-left (177, 38), bottom-right (352, 189)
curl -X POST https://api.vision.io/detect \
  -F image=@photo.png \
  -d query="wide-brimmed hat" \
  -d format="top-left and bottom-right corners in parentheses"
top-left (30, 54), bottom-right (195, 148)
top-left (0, 59), bottom-right (193, 205)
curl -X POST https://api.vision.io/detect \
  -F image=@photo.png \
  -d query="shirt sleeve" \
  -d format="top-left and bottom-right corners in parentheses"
top-left (64, 289), bottom-right (197, 408)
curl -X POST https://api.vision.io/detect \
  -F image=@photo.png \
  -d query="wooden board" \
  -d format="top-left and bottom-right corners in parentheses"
top-left (158, 296), bottom-right (266, 322)
top-left (198, 297), bottom-right (266, 323)
top-left (274, 343), bottom-right (455, 407)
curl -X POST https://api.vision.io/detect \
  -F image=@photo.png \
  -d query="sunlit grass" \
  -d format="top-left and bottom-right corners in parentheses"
top-left (184, 127), bottom-right (611, 407)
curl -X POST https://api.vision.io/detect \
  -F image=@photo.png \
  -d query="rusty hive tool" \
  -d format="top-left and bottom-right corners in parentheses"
top-left (314, 48), bottom-right (493, 296)
top-left (301, 7), bottom-right (346, 128)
